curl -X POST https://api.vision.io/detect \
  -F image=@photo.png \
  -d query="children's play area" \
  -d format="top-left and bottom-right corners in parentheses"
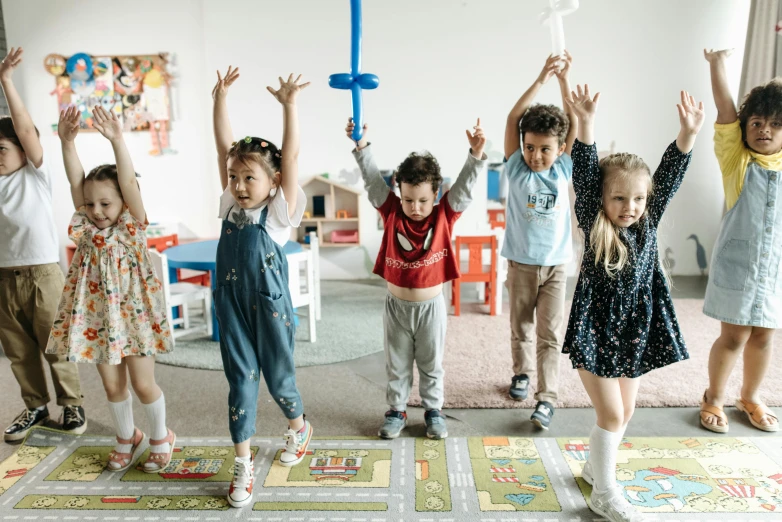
top-left (0, 0), bottom-right (781, 520)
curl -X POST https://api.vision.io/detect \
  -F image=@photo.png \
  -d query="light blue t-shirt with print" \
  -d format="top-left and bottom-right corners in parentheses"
top-left (501, 148), bottom-right (573, 266)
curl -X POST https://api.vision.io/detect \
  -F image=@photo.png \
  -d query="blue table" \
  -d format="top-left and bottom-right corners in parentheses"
top-left (165, 239), bottom-right (303, 341)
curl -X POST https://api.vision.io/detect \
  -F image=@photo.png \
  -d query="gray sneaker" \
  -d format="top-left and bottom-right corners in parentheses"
top-left (378, 410), bottom-right (407, 439)
top-left (509, 374), bottom-right (529, 400)
top-left (424, 410), bottom-right (448, 439)
top-left (589, 486), bottom-right (648, 521)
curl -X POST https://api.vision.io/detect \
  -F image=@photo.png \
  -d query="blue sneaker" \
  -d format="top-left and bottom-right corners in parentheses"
top-left (530, 401), bottom-right (554, 430)
top-left (509, 374), bottom-right (530, 401)
top-left (378, 410), bottom-right (407, 439)
top-left (424, 410), bottom-right (448, 439)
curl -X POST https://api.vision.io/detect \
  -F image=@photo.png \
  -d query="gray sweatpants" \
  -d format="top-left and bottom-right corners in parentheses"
top-left (384, 291), bottom-right (447, 411)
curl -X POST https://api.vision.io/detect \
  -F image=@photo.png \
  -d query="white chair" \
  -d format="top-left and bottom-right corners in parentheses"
top-left (148, 249), bottom-right (213, 342)
top-left (287, 233), bottom-right (319, 342)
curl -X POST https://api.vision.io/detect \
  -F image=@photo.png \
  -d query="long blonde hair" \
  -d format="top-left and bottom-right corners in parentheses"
top-left (589, 153), bottom-right (652, 278)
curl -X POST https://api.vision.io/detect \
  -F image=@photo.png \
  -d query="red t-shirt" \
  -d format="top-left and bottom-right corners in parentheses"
top-left (373, 191), bottom-right (462, 288)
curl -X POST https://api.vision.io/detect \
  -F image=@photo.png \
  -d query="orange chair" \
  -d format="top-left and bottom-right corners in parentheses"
top-left (147, 234), bottom-right (210, 287)
top-left (451, 235), bottom-right (498, 316)
top-left (487, 208), bottom-right (506, 229)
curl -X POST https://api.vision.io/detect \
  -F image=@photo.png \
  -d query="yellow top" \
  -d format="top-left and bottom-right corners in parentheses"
top-left (714, 120), bottom-right (782, 210)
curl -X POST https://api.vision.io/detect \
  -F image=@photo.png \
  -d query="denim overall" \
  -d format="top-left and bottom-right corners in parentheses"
top-left (214, 206), bottom-right (303, 443)
top-left (704, 162), bottom-right (781, 328)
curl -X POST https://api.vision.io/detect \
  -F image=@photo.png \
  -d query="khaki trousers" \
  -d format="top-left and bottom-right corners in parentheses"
top-left (0, 264), bottom-right (82, 409)
top-left (506, 261), bottom-right (566, 403)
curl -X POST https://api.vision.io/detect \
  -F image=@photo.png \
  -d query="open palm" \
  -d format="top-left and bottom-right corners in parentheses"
top-left (212, 66), bottom-right (240, 100)
top-left (567, 84), bottom-right (600, 120)
top-left (678, 90), bottom-right (705, 135)
top-left (267, 74), bottom-right (310, 105)
top-left (92, 106), bottom-right (123, 141)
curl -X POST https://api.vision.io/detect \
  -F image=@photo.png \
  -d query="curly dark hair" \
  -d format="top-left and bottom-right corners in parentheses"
top-left (394, 151), bottom-right (442, 194)
top-left (0, 116), bottom-right (40, 151)
top-left (519, 104), bottom-right (569, 146)
top-left (738, 78), bottom-right (782, 141)
top-left (227, 136), bottom-right (282, 177)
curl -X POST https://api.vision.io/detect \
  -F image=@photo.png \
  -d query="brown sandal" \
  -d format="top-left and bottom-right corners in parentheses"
top-left (735, 398), bottom-right (779, 432)
top-left (143, 428), bottom-right (176, 473)
top-left (107, 427), bottom-right (145, 472)
top-left (700, 390), bottom-right (729, 433)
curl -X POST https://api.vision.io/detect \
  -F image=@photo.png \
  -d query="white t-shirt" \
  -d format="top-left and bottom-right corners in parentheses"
top-left (218, 186), bottom-right (306, 246)
top-left (0, 157), bottom-right (60, 267)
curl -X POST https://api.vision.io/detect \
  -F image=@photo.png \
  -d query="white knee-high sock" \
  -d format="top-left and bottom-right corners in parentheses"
top-left (108, 394), bottom-right (135, 453)
top-left (143, 393), bottom-right (169, 453)
top-left (589, 424), bottom-right (622, 493)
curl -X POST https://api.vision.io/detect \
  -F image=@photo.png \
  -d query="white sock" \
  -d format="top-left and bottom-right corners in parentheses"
top-left (108, 395), bottom-right (135, 454)
top-left (235, 454), bottom-right (252, 464)
top-left (143, 394), bottom-right (169, 454)
top-left (589, 424), bottom-right (622, 494)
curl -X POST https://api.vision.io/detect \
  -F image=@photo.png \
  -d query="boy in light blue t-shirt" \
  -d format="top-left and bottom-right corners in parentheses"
top-left (502, 52), bottom-right (577, 429)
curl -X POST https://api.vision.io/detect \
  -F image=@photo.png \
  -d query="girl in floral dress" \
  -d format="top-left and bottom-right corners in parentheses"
top-left (46, 106), bottom-right (175, 473)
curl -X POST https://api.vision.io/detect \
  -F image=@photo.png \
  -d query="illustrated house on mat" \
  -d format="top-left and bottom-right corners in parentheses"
top-left (300, 176), bottom-right (361, 247)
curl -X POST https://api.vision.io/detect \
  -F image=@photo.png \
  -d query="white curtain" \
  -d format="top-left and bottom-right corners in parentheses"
top-left (739, 0), bottom-right (782, 100)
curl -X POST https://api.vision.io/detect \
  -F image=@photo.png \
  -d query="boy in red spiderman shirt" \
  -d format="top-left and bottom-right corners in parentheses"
top-left (345, 117), bottom-right (487, 439)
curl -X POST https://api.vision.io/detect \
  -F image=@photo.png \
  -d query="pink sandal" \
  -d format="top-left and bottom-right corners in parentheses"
top-left (107, 427), bottom-right (145, 472)
top-left (143, 428), bottom-right (176, 473)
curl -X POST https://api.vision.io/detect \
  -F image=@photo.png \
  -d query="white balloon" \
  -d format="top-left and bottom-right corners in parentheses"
top-left (540, 0), bottom-right (579, 58)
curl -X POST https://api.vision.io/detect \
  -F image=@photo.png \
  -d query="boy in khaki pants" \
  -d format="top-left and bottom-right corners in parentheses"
top-left (502, 52), bottom-right (577, 429)
top-left (0, 47), bottom-right (85, 442)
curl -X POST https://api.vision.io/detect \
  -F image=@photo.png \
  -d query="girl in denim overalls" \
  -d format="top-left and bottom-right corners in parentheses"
top-left (212, 68), bottom-right (312, 508)
top-left (700, 50), bottom-right (782, 434)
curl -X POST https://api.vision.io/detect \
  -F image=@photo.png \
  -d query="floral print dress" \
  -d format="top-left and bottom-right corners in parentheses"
top-left (46, 207), bottom-right (172, 365)
top-left (562, 140), bottom-right (691, 378)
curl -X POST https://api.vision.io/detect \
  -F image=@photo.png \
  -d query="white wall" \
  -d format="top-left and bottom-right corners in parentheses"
top-left (3, 0), bottom-right (749, 277)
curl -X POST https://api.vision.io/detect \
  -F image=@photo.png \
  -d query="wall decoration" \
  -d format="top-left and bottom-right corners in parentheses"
top-left (44, 52), bottom-right (176, 156)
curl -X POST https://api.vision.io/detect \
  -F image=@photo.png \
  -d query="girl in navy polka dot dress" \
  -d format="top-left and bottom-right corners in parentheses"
top-left (562, 85), bottom-right (705, 522)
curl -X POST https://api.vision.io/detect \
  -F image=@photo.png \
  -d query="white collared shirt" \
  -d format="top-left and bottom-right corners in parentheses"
top-left (218, 186), bottom-right (306, 246)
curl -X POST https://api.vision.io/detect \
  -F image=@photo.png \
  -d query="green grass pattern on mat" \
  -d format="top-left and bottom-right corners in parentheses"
top-left (46, 446), bottom-right (113, 482)
top-left (16, 495), bottom-right (230, 510)
top-left (122, 446), bottom-right (258, 482)
top-left (0, 445), bottom-right (56, 496)
top-left (557, 436), bottom-right (782, 514)
top-left (267, 448), bottom-right (391, 487)
top-left (253, 502), bottom-right (387, 511)
top-left (468, 437), bottom-right (561, 512)
top-left (415, 438), bottom-right (451, 512)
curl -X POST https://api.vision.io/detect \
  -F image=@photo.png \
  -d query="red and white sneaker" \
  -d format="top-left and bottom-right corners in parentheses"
top-left (227, 454), bottom-right (254, 508)
top-left (279, 420), bottom-right (312, 467)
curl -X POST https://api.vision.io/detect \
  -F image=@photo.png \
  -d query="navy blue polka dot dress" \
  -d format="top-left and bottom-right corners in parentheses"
top-left (562, 140), bottom-right (692, 378)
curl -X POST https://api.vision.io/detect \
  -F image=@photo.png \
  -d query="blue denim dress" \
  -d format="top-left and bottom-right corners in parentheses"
top-left (704, 162), bottom-right (781, 328)
top-left (214, 206), bottom-right (304, 444)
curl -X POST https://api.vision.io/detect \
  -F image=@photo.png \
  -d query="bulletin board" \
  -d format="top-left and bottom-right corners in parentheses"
top-left (44, 52), bottom-right (172, 133)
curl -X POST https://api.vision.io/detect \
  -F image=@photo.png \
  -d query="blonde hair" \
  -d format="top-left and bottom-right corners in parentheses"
top-left (590, 153), bottom-right (652, 278)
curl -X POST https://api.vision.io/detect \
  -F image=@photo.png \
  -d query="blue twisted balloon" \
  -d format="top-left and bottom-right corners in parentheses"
top-left (329, 0), bottom-right (379, 142)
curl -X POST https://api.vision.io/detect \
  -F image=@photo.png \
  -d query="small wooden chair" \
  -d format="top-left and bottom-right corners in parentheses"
top-left (451, 235), bottom-right (498, 316)
top-left (488, 208), bottom-right (506, 229)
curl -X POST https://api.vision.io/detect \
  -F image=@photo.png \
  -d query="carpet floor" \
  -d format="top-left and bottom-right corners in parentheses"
top-left (156, 280), bottom-right (386, 370)
top-left (2, 427), bottom-right (781, 520)
top-left (409, 299), bottom-right (782, 409)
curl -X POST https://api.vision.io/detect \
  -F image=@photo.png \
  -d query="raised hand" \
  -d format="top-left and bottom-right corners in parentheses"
top-left (58, 106), bottom-right (81, 142)
top-left (677, 90), bottom-right (705, 136)
top-left (212, 66), bottom-right (240, 101)
top-left (703, 48), bottom-right (733, 64)
top-left (0, 47), bottom-right (23, 82)
top-left (555, 49), bottom-right (573, 81)
top-left (537, 54), bottom-right (562, 85)
top-left (91, 106), bottom-right (123, 142)
top-left (566, 84), bottom-right (600, 121)
top-left (267, 74), bottom-right (310, 105)
top-left (346, 117), bottom-right (368, 149)
top-left (466, 118), bottom-right (486, 158)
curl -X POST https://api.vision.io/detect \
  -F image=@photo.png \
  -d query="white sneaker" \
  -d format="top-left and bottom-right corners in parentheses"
top-left (227, 455), bottom-right (254, 508)
top-left (279, 420), bottom-right (312, 467)
top-left (589, 486), bottom-right (648, 522)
